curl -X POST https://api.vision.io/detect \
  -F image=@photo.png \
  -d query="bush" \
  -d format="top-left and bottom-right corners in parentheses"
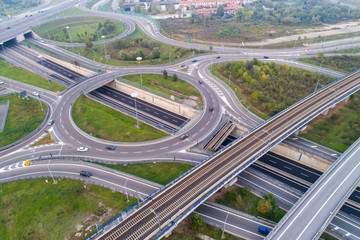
top-left (189, 213), bottom-right (203, 231)
top-left (239, 185), bottom-right (251, 197)
top-left (226, 190), bottom-right (238, 202)
top-left (172, 73), bottom-right (178, 82)
top-left (257, 199), bottom-right (272, 214)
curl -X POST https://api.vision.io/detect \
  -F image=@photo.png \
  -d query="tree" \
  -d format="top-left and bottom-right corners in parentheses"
top-left (151, 47), bottom-right (161, 59)
top-left (172, 73), bottom-right (178, 82)
top-left (226, 190), bottom-right (238, 202)
top-left (257, 199), bottom-right (272, 214)
top-left (209, 46), bottom-right (213, 51)
top-left (263, 193), bottom-right (277, 208)
top-left (168, 4), bottom-right (175, 14)
top-left (239, 185), bottom-right (251, 197)
top-left (134, 5), bottom-right (141, 13)
top-left (163, 70), bottom-right (168, 80)
top-left (217, 5), bottom-right (225, 17)
top-left (84, 39), bottom-right (93, 50)
top-left (73, 61), bottom-right (79, 67)
top-left (317, 52), bottom-right (324, 59)
top-left (137, 49), bottom-right (145, 59)
top-left (189, 213), bottom-right (203, 231)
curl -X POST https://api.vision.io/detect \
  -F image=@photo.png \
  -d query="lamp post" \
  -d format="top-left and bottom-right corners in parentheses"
top-left (47, 159), bottom-right (56, 184)
top-left (38, 55), bottom-right (50, 85)
top-left (136, 57), bottom-right (143, 87)
top-left (66, 26), bottom-right (74, 52)
top-left (221, 211), bottom-right (229, 239)
top-left (125, 178), bottom-right (129, 202)
top-left (150, 208), bottom-right (161, 231)
top-left (131, 92), bottom-right (140, 129)
top-left (102, 35), bottom-right (108, 63)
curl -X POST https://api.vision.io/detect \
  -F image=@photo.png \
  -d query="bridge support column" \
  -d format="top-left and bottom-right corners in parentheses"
top-left (322, 108), bottom-right (329, 116)
top-left (225, 177), bottom-right (238, 188)
top-left (343, 96), bottom-right (349, 103)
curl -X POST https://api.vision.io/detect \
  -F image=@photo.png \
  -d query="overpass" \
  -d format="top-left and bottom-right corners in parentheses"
top-left (93, 66), bottom-right (360, 240)
top-left (267, 137), bottom-right (360, 240)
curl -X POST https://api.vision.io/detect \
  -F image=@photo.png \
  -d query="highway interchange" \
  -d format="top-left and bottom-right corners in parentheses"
top-left (0, 0), bottom-right (360, 239)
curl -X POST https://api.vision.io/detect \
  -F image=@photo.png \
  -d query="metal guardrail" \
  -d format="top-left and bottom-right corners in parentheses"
top-left (0, 95), bottom-right (50, 151)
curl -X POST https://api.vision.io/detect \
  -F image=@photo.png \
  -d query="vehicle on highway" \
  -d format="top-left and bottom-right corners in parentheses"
top-left (106, 145), bottom-right (116, 150)
top-left (77, 147), bottom-right (89, 152)
top-left (180, 134), bottom-right (189, 140)
top-left (33, 91), bottom-right (39, 96)
top-left (80, 171), bottom-right (92, 177)
top-left (258, 226), bottom-right (270, 235)
top-left (192, 59), bottom-right (197, 62)
top-left (47, 119), bottom-right (55, 125)
top-left (263, 56), bottom-right (269, 59)
top-left (209, 106), bottom-right (214, 112)
top-left (0, 80), bottom-right (3, 84)
top-left (216, 56), bottom-right (221, 59)
top-left (195, 66), bottom-right (199, 70)
top-left (198, 80), bottom-right (203, 84)
top-left (6, 26), bottom-right (11, 29)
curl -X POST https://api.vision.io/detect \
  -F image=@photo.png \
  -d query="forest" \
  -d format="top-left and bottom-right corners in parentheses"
top-left (216, 59), bottom-right (335, 116)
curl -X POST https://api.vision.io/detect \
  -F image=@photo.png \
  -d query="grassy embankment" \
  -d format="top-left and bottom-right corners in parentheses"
top-left (0, 0), bottom-right (41, 17)
top-left (86, 0), bottom-right (100, 9)
top-left (121, 74), bottom-right (203, 107)
top-left (63, 27), bottom-right (206, 66)
top-left (33, 17), bottom-right (126, 43)
top-left (299, 55), bottom-right (360, 73)
top-left (0, 95), bottom-right (46, 147)
top-left (0, 59), bottom-right (66, 92)
top-left (0, 179), bottom-right (136, 240)
top-left (72, 95), bottom-right (169, 142)
top-left (29, 133), bottom-right (56, 147)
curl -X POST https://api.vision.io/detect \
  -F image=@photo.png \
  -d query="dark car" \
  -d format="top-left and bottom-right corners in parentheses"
top-left (106, 145), bottom-right (116, 150)
top-left (263, 56), bottom-right (269, 59)
top-left (192, 59), bottom-right (197, 62)
top-left (198, 80), bottom-right (203, 84)
top-left (80, 171), bottom-right (92, 177)
top-left (180, 134), bottom-right (189, 140)
top-left (209, 106), bottom-right (214, 112)
top-left (6, 26), bottom-right (11, 29)
top-left (216, 56), bottom-right (221, 59)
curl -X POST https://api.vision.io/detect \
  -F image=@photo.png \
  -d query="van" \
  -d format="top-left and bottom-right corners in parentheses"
top-left (80, 171), bottom-right (92, 177)
top-left (258, 226), bottom-right (270, 235)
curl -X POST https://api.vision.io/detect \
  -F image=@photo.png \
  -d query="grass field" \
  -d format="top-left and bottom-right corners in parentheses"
top-left (65, 27), bottom-right (206, 66)
top-left (72, 95), bottom-right (169, 142)
top-left (300, 93), bottom-right (360, 153)
top-left (0, 95), bottom-right (46, 148)
top-left (33, 17), bottom-right (126, 43)
top-left (86, 0), bottom-right (99, 9)
top-left (0, 179), bottom-right (136, 240)
top-left (0, 59), bottom-right (66, 92)
top-left (97, 162), bottom-right (192, 185)
top-left (29, 133), bottom-right (56, 147)
top-left (299, 55), bottom-right (360, 73)
top-left (121, 74), bottom-right (202, 104)
top-left (53, 7), bottom-right (88, 17)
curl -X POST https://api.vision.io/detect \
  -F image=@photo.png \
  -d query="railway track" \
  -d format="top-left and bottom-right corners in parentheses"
top-left (98, 70), bottom-right (360, 240)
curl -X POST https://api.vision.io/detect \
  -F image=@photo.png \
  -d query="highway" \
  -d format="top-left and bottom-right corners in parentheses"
top-left (97, 67), bottom-right (360, 239)
top-left (268, 138), bottom-right (360, 240)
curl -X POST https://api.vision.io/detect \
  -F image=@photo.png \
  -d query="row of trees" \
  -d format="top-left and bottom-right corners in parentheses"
top-left (217, 59), bottom-right (334, 116)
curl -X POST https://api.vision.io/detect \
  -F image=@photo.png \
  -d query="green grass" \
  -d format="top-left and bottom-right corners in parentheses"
top-left (215, 186), bottom-right (286, 223)
top-left (97, 162), bottom-right (192, 185)
top-left (72, 95), bottom-right (169, 142)
top-left (64, 27), bottom-right (206, 66)
top-left (0, 179), bottom-right (136, 239)
top-left (0, 59), bottom-right (66, 92)
top-left (49, 0), bottom-right (65, 6)
top-left (0, 95), bottom-right (46, 148)
top-left (300, 93), bottom-right (360, 153)
top-left (53, 7), bottom-right (88, 17)
top-left (299, 55), bottom-right (360, 73)
top-left (122, 74), bottom-right (202, 104)
top-left (86, 0), bottom-right (100, 9)
top-left (330, 47), bottom-right (360, 54)
top-left (0, 0), bottom-right (41, 17)
top-left (33, 17), bottom-right (126, 43)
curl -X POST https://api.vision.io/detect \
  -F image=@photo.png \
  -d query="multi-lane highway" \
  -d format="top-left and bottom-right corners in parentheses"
top-left (1, 1), bottom-right (360, 239)
top-left (98, 68), bottom-right (360, 239)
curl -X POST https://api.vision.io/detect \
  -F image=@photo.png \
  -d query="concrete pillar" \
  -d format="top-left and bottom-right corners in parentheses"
top-left (343, 96), bottom-right (349, 103)
top-left (322, 108), bottom-right (329, 116)
top-left (300, 125), bottom-right (307, 131)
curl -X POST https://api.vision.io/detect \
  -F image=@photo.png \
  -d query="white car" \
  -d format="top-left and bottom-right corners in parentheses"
top-left (0, 80), bottom-right (4, 84)
top-left (33, 91), bottom-right (39, 96)
top-left (77, 147), bottom-right (88, 152)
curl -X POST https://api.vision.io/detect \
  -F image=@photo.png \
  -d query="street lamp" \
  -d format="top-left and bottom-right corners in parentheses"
top-left (47, 159), bottom-right (57, 184)
top-left (101, 35), bottom-right (108, 63)
top-left (66, 26), bottom-right (74, 52)
top-left (38, 55), bottom-right (50, 85)
top-left (136, 56), bottom-right (143, 87)
top-left (221, 211), bottom-right (229, 239)
top-left (131, 92), bottom-right (140, 129)
top-left (124, 178), bottom-right (129, 202)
